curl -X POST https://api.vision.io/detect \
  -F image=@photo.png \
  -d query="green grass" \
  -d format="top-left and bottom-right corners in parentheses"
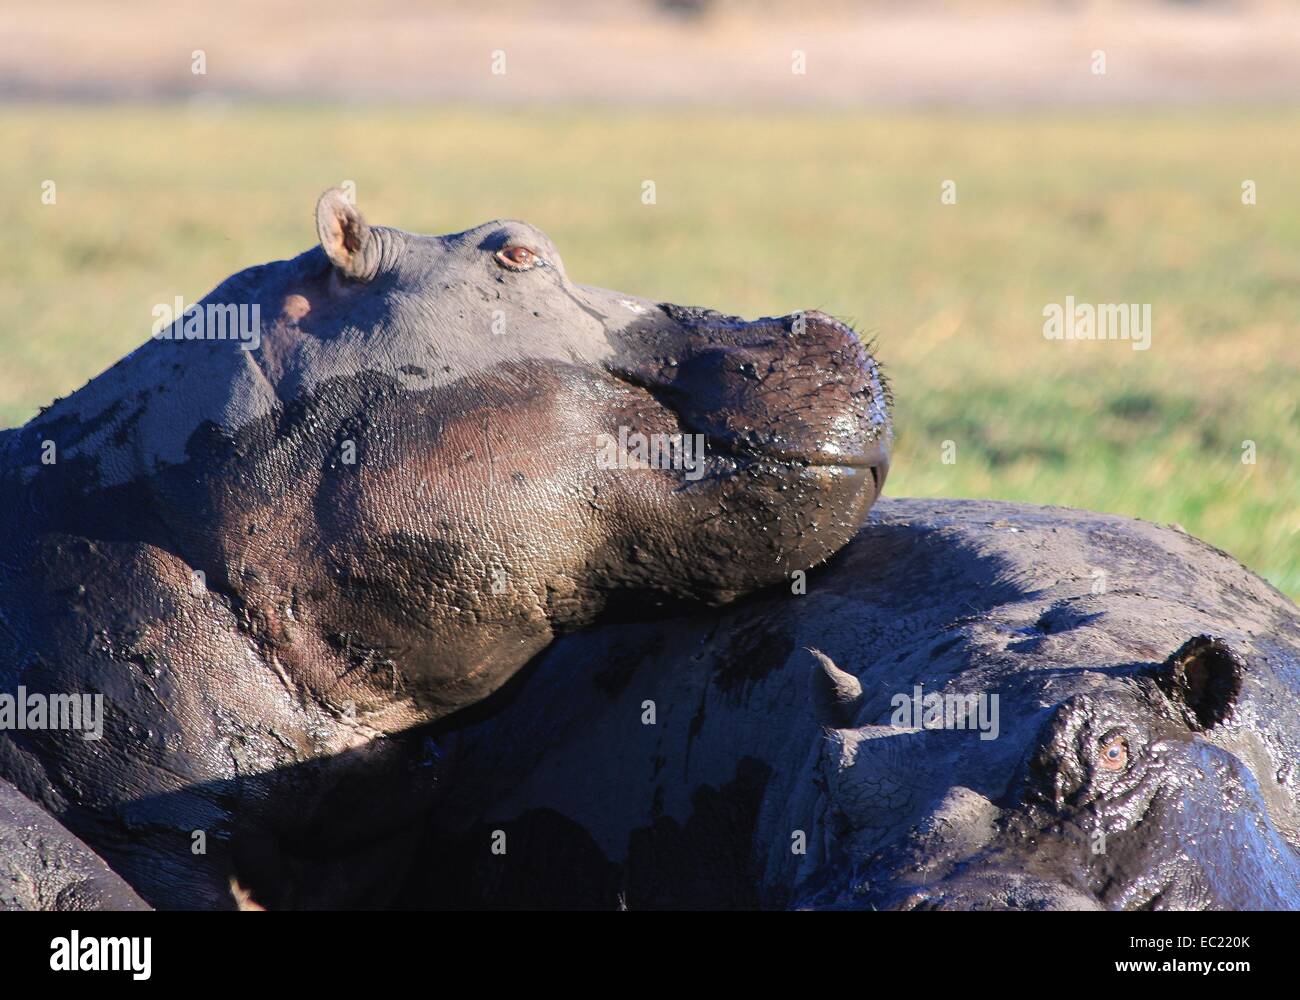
top-left (2, 105), bottom-right (1298, 596)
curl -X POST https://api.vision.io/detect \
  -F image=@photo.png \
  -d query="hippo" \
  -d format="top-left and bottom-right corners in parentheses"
top-left (407, 498), bottom-right (1300, 910)
top-left (0, 191), bottom-right (890, 909)
top-left (0, 777), bottom-right (148, 911)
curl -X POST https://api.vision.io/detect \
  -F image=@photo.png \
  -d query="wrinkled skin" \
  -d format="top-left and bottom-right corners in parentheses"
top-left (412, 499), bottom-right (1300, 910)
top-left (0, 191), bottom-right (890, 908)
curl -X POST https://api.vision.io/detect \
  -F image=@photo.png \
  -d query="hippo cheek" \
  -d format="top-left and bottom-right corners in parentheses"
top-left (299, 368), bottom-right (646, 718)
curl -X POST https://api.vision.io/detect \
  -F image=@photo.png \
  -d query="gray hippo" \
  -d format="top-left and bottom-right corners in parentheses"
top-left (0, 191), bottom-right (890, 909)
top-left (410, 498), bottom-right (1300, 910)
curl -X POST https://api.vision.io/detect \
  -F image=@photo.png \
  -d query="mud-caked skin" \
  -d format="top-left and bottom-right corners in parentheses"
top-left (0, 191), bottom-right (890, 909)
top-left (0, 777), bottom-right (148, 911)
top-left (413, 499), bottom-right (1300, 911)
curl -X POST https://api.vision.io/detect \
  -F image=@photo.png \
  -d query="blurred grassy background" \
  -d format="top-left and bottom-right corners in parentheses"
top-left (1, 105), bottom-right (1297, 595)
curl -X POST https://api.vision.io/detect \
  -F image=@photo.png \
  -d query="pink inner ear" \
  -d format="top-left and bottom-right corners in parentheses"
top-left (281, 294), bottom-right (311, 321)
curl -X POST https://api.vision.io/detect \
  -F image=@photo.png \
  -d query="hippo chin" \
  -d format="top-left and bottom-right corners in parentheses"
top-left (0, 191), bottom-right (890, 908)
top-left (412, 499), bottom-right (1300, 911)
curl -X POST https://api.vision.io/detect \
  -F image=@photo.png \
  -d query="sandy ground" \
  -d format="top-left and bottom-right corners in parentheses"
top-left (2, 0), bottom-right (1299, 107)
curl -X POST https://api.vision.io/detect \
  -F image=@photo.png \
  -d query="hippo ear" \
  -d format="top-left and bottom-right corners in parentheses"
top-left (315, 188), bottom-right (380, 281)
top-left (1154, 636), bottom-right (1243, 731)
top-left (808, 648), bottom-right (864, 728)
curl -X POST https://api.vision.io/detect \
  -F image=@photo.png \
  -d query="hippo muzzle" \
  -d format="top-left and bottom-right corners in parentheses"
top-left (605, 305), bottom-right (890, 481)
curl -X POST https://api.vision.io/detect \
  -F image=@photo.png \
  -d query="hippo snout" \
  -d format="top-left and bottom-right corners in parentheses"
top-left (607, 305), bottom-right (891, 488)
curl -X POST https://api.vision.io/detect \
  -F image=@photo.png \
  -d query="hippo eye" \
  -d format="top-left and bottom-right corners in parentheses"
top-left (1098, 734), bottom-right (1129, 772)
top-left (495, 246), bottom-right (542, 272)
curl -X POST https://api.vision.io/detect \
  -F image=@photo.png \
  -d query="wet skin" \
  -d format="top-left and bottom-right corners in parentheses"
top-left (0, 191), bottom-right (889, 908)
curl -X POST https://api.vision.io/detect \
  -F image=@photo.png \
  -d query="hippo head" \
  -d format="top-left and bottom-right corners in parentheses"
top-left (17, 190), bottom-right (889, 735)
top-left (811, 637), bottom-right (1300, 910)
top-left (294, 191), bottom-right (889, 723)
